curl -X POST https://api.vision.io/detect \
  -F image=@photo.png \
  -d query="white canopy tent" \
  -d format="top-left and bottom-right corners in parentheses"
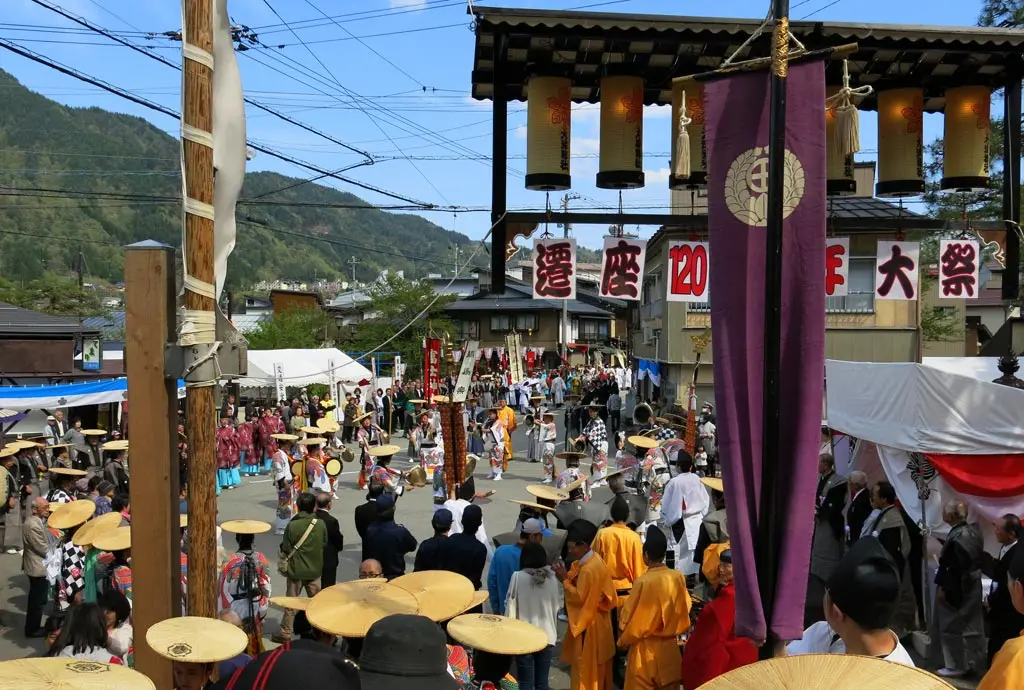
top-left (237, 348), bottom-right (373, 388)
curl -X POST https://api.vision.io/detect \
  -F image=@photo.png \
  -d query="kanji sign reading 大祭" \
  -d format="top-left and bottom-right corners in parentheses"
top-left (938, 239), bottom-right (980, 299)
top-left (599, 237), bottom-right (647, 300)
top-left (825, 237), bottom-right (850, 297)
top-left (533, 238), bottom-right (577, 300)
top-left (875, 241), bottom-right (920, 301)
top-left (666, 240), bottom-right (710, 303)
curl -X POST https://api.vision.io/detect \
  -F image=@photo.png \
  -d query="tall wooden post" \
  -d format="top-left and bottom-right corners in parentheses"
top-left (182, 0), bottom-right (218, 619)
top-left (124, 241), bottom-right (180, 689)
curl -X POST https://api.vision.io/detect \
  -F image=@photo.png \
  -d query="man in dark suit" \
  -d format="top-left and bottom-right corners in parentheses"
top-left (316, 492), bottom-right (344, 588)
top-left (846, 470), bottom-right (872, 545)
top-left (984, 513), bottom-right (1024, 664)
top-left (355, 479), bottom-right (386, 558)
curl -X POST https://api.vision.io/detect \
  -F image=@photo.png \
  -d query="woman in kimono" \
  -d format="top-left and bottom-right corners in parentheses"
top-left (538, 411), bottom-right (558, 484)
top-left (215, 418), bottom-right (241, 490)
top-left (413, 411), bottom-right (444, 480)
top-left (269, 434), bottom-right (297, 534)
top-left (483, 408), bottom-right (505, 481)
top-left (256, 407), bottom-right (284, 475)
top-left (356, 411), bottom-right (384, 488)
top-left (237, 418), bottom-right (259, 477)
top-left (464, 399), bottom-right (485, 457)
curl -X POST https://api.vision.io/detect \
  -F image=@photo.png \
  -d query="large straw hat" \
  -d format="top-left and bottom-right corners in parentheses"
top-left (702, 476), bottom-right (724, 493)
top-left (0, 657), bottom-right (156, 689)
top-left (81, 429), bottom-right (107, 437)
top-left (306, 580), bottom-right (419, 637)
top-left (146, 616), bottom-right (248, 664)
top-left (300, 426), bottom-right (323, 435)
top-left (220, 519), bottom-right (272, 535)
top-left (563, 475), bottom-right (589, 493)
top-left (316, 417), bottom-right (340, 433)
top-left (367, 444), bottom-right (401, 458)
top-left (602, 468), bottom-right (628, 481)
top-left (432, 395), bottom-right (450, 404)
top-left (92, 526), bottom-right (131, 552)
top-left (697, 654), bottom-right (954, 690)
top-left (391, 571), bottom-right (474, 622)
top-left (271, 433), bottom-right (299, 441)
top-left (525, 484), bottom-right (568, 502)
top-left (447, 614), bottom-right (549, 655)
top-left (353, 411), bottom-right (374, 423)
top-left (72, 511), bottom-right (124, 547)
top-left (554, 450), bottom-right (587, 461)
top-left (48, 500), bottom-right (96, 530)
top-left (48, 467), bottom-right (87, 477)
top-left (7, 440), bottom-right (41, 450)
top-left (508, 499), bottom-right (556, 512)
top-left (0, 447), bottom-right (17, 459)
top-left (270, 596), bottom-right (311, 612)
top-left (101, 440), bottom-right (130, 452)
top-left (628, 435), bottom-right (659, 449)
top-left (296, 437), bottom-right (324, 447)
top-left (408, 399), bottom-right (427, 405)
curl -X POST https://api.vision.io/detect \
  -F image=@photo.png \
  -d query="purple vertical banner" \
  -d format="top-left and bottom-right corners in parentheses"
top-left (704, 61), bottom-right (827, 641)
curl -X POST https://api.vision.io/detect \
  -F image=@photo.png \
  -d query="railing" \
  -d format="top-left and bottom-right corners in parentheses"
top-left (639, 301), bottom-right (663, 320)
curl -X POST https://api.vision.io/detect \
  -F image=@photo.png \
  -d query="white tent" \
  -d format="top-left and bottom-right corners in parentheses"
top-left (237, 348), bottom-right (372, 388)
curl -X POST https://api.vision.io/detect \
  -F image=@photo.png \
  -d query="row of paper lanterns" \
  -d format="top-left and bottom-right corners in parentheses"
top-left (526, 74), bottom-right (990, 196)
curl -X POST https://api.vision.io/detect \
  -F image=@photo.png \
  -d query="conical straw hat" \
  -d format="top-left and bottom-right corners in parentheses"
top-left (101, 440), bottom-right (129, 452)
top-left (300, 426), bottom-right (323, 435)
top-left (146, 616), bottom-right (248, 663)
top-left (367, 444), bottom-right (401, 457)
top-left (697, 654), bottom-right (955, 690)
top-left (701, 476), bottom-right (724, 493)
top-left (92, 526), bottom-right (131, 552)
top-left (72, 512), bottom-right (125, 547)
top-left (447, 614), bottom-right (549, 655)
top-left (525, 484), bottom-right (568, 502)
top-left (316, 418), bottom-right (340, 433)
top-left (0, 657), bottom-right (156, 689)
top-left (306, 579), bottom-right (419, 637)
top-left (220, 519), bottom-right (272, 535)
top-left (81, 429), bottom-right (107, 436)
top-left (296, 437), bottom-right (324, 446)
top-left (508, 499), bottom-right (556, 512)
top-left (271, 433), bottom-right (299, 441)
top-left (628, 435), bottom-right (659, 449)
top-left (48, 500), bottom-right (96, 530)
top-left (270, 596), bottom-right (311, 612)
top-left (48, 467), bottom-right (87, 477)
top-left (391, 570), bottom-right (474, 622)
top-left (6, 440), bottom-right (41, 450)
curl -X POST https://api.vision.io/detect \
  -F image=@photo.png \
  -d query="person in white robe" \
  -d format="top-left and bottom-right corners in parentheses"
top-left (442, 477), bottom-right (495, 565)
top-left (550, 374), bottom-right (566, 407)
top-left (659, 451), bottom-right (710, 575)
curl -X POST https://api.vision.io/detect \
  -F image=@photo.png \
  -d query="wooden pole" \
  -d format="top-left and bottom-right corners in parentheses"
top-left (757, 0), bottom-right (790, 659)
top-left (124, 241), bottom-right (180, 689)
top-left (182, 0), bottom-right (218, 619)
top-left (490, 32), bottom-right (509, 295)
top-left (1001, 68), bottom-right (1022, 302)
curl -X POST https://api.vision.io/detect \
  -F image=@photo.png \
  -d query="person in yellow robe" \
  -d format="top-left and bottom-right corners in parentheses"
top-left (554, 518), bottom-right (617, 690)
top-left (978, 546), bottom-right (1024, 690)
top-left (617, 526), bottom-right (692, 690)
top-left (496, 399), bottom-right (517, 470)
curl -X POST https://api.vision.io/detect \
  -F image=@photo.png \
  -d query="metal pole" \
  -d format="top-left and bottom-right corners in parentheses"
top-left (562, 194), bottom-right (570, 361)
top-left (757, 0), bottom-right (790, 658)
top-left (1001, 66), bottom-right (1022, 302)
top-left (182, 0), bottom-right (218, 619)
top-left (490, 33), bottom-right (508, 295)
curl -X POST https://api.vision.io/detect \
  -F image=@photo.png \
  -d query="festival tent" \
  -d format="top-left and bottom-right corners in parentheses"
top-left (237, 348), bottom-right (373, 388)
top-left (0, 378), bottom-right (185, 409)
top-left (825, 359), bottom-right (1024, 538)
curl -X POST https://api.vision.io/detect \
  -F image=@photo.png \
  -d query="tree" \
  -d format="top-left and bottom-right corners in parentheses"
top-left (979, 0), bottom-right (1024, 27)
top-left (0, 274), bottom-right (108, 317)
top-left (340, 275), bottom-right (456, 378)
top-left (245, 307), bottom-right (335, 350)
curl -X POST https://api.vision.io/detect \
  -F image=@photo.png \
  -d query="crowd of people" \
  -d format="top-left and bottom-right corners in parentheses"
top-left (2, 361), bottom-right (1024, 690)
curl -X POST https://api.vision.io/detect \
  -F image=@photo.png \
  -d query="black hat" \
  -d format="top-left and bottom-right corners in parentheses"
top-left (457, 476), bottom-right (476, 501)
top-left (643, 525), bottom-right (668, 561)
top-left (214, 648), bottom-right (358, 690)
top-left (825, 537), bottom-right (900, 631)
top-left (359, 614), bottom-right (458, 690)
top-left (566, 519), bottom-right (598, 546)
top-left (1009, 540), bottom-right (1024, 582)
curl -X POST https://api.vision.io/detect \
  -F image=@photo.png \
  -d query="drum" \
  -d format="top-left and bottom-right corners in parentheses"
top-left (341, 448), bottom-right (354, 464)
top-left (325, 458), bottom-right (342, 477)
top-left (290, 460), bottom-right (303, 478)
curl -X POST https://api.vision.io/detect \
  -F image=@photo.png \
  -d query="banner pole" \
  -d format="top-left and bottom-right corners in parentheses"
top-left (758, 0), bottom-right (790, 658)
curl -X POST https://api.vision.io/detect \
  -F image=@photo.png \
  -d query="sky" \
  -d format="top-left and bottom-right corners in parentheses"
top-left (1, 0), bottom-right (989, 252)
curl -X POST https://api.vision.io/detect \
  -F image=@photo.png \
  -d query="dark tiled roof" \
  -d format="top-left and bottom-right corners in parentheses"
top-left (447, 297), bottom-right (612, 316)
top-left (827, 197), bottom-right (923, 220)
top-left (0, 302), bottom-right (101, 337)
top-left (82, 311), bottom-right (125, 340)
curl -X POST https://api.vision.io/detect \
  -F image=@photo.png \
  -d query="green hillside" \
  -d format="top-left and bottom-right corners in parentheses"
top-left (0, 69), bottom-right (482, 289)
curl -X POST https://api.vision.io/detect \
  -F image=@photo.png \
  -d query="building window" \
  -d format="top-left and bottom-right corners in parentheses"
top-left (579, 319), bottom-right (609, 342)
top-left (459, 320), bottom-right (480, 340)
top-left (826, 258), bottom-right (875, 313)
top-left (490, 315), bottom-right (513, 332)
top-left (515, 314), bottom-right (538, 331)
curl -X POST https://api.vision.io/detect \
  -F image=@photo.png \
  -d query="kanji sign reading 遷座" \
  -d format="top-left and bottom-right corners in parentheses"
top-left (938, 239), bottom-right (980, 299)
top-left (666, 241), bottom-right (710, 303)
top-left (875, 241), bottom-right (920, 301)
top-left (452, 340), bottom-right (479, 403)
top-left (533, 238), bottom-right (577, 300)
top-left (599, 237), bottom-right (647, 300)
top-left (825, 238), bottom-right (850, 297)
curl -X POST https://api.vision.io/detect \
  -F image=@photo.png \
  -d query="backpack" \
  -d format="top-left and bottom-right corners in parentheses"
top-left (232, 553), bottom-right (261, 602)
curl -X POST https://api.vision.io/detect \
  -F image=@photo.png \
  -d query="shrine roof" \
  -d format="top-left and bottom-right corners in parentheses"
top-left (469, 5), bottom-right (1024, 112)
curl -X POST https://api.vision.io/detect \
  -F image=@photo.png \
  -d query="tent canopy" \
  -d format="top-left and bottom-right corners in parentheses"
top-left (0, 378), bottom-right (185, 409)
top-left (238, 348), bottom-right (372, 388)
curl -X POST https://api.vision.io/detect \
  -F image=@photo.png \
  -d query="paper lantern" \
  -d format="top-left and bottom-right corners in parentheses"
top-left (876, 87), bottom-right (924, 197)
top-left (526, 75), bottom-right (572, 191)
top-left (598, 75), bottom-right (645, 189)
top-left (670, 80), bottom-right (707, 189)
top-left (826, 86), bottom-right (855, 196)
top-left (941, 85), bottom-right (991, 192)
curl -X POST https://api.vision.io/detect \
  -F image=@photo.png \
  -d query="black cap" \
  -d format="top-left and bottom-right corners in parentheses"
top-left (359, 614), bottom-right (458, 690)
top-left (643, 525), bottom-right (668, 561)
top-left (213, 648), bottom-right (358, 690)
top-left (566, 519), bottom-right (598, 546)
top-left (825, 538), bottom-right (900, 631)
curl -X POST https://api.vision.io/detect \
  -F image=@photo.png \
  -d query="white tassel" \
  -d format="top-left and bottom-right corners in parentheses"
top-left (674, 90), bottom-right (692, 178)
top-left (835, 103), bottom-right (860, 156)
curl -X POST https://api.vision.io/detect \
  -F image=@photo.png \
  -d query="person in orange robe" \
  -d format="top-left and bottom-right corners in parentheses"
top-left (618, 526), bottom-right (692, 690)
top-left (496, 399), bottom-right (517, 471)
top-left (554, 518), bottom-right (617, 690)
top-left (680, 549), bottom-right (757, 689)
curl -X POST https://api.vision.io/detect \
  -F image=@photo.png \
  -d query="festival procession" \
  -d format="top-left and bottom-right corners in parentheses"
top-left (1, 0), bottom-right (1024, 689)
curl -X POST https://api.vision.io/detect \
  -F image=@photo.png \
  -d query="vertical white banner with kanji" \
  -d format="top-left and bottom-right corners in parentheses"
top-left (599, 237), bottom-right (647, 300)
top-left (824, 237), bottom-right (850, 297)
top-left (273, 362), bottom-right (285, 403)
top-left (533, 238), bottom-right (577, 300)
top-left (938, 239), bottom-right (981, 299)
top-left (875, 241), bottom-right (920, 300)
top-left (666, 240), bottom-right (710, 302)
top-left (452, 340), bottom-right (480, 403)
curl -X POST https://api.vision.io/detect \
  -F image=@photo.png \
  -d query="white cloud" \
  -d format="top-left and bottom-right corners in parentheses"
top-left (389, 0), bottom-right (427, 7)
top-left (644, 168), bottom-right (671, 184)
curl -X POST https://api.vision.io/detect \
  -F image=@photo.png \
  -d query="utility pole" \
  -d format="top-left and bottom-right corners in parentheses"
top-left (452, 245), bottom-right (461, 278)
top-left (348, 256), bottom-right (361, 283)
top-left (561, 192), bottom-right (580, 360)
top-left (181, 0), bottom-right (218, 619)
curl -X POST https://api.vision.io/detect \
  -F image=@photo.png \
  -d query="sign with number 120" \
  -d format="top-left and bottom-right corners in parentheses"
top-left (667, 241), bottom-right (710, 303)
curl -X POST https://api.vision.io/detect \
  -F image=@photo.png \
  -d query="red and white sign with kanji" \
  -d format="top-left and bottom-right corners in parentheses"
top-left (875, 241), bottom-right (920, 301)
top-left (533, 238), bottom-right (577, 300)
top-left (599, 237), bottom-right (647, 301)
top-left (666, 240), bottom-right (710, 303)
top-left (824, 237), bottom-right (850, 297)
top-left (938, 239), bottom-right (980, 299)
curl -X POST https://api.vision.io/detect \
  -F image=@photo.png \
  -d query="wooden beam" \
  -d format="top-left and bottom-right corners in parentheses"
top-left (124, 241), bottom-right (179, 690)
